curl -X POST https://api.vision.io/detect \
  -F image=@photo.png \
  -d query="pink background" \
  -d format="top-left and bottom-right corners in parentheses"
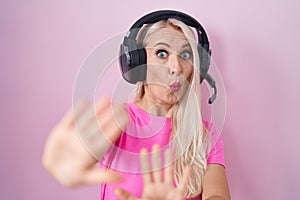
top-left (1, 0), bottom-right (299, 199)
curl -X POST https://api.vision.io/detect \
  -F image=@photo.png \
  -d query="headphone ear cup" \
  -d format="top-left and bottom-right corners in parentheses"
top-left (119, 41), bottom-right (147, 84)
top-left (129, 47), bottom-right (147, 84)
top-left (119, 44), bottom-right (131, 83)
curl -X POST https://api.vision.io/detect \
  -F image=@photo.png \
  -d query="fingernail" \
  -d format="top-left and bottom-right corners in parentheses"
top-left (140, 148), bottom-right (148, 153)
top-left (152, 144), bottom-right (160, 151)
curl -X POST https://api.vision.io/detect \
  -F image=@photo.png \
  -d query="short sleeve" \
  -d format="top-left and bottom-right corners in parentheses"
top-left (203, 120), bottom-right (226, 168)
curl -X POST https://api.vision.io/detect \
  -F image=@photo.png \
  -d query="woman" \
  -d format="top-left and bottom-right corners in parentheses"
top-left (42, 11), bottom-right (230, 200)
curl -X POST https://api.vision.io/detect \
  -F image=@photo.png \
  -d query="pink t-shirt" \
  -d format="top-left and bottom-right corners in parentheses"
top-left (100, 103), bottom-right (225, 200)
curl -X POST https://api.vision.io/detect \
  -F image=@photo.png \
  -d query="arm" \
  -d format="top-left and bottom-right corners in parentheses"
top-left (201, 164), bottom-right (230, 200)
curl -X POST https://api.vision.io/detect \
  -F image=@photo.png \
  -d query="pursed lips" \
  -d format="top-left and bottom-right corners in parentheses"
top-left (169, 82), bottom-right (181, 92)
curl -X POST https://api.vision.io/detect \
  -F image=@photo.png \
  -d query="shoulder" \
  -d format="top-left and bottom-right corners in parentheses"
top-left (202, 119), bottom-right (220, 139)
top-left (203, 120), bottom-right (226, 167)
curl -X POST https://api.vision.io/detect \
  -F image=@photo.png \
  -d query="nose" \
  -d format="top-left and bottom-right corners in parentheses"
top-left (169, 54), bottom-right (182, 76)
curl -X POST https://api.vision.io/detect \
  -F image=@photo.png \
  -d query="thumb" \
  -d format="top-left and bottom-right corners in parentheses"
top-left (114, 188), bottom-right (139, 200)
top-left (82, 167), bottom-right (123, 185)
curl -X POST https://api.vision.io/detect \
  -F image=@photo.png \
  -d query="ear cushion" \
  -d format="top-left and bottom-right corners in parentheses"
top-left (119, 44), bottom-right (131, 83)
top-left (128, 48), bottom-right (147, 84)
top-left (119, 42), bottom-right (147, 84)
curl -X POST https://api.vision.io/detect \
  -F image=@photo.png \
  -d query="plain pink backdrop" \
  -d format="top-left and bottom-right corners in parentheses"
top-left (1, 0), bottom-right (299, 199)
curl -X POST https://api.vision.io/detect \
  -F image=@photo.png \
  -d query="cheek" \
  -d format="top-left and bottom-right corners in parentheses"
top-left (146, 50), bottom-right (168, 84)
top-left (183, 65), bottom-right (194, 81)
top-left (146, 63), bottom-right (170, 86)
top-left (179, 58), bottom-right (194, 77)
top-left (147, 84), bottom-right (170, 98)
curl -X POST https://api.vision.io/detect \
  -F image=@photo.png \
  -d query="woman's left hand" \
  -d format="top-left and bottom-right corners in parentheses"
top-left (114, 144), bottom-right (191, 200)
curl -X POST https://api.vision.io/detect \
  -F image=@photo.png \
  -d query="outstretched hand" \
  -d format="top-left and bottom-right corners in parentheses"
top-left (114, 145), bottom-right (191, 200)
top-left (42, 98), bottom-right (128, 187)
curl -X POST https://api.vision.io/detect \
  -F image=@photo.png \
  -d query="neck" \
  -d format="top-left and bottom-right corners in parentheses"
top-left (135, 94), bottom-right (174, 118)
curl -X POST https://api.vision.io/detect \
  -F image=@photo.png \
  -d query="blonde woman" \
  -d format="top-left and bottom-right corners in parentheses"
top-left (42, 10), bottom-right (230, 200)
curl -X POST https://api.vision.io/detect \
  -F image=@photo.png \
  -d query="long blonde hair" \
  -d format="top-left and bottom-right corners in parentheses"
top-left (135, 19), bottom-right (211, 197)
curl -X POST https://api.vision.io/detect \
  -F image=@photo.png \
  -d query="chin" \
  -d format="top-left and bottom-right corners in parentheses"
top-left (166, 93), bottom-right (180, 104)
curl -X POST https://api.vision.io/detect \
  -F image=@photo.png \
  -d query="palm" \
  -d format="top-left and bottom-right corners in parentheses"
top-left (142, 183), bottom-right (185, 200)
top-left (42, 98), bottom-right (126, 187)
top-left (115, 145), bottom-right (190, 200)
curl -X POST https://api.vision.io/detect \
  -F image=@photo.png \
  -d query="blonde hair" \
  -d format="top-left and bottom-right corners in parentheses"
top-left (135, 19), bottom-right (211, 197)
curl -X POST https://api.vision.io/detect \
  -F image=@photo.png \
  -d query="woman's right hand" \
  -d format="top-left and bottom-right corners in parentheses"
top-left (42, 97), bottom-right (129, 188)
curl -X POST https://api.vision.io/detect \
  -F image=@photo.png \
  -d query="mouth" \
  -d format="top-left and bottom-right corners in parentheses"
top-left (169, 82), bottom-right (181, 92)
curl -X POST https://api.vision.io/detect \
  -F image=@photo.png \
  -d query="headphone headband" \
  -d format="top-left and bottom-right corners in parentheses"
top-left (128, 10), bottom-right (209, 45)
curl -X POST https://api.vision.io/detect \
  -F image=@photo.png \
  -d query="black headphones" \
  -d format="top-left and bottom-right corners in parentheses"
top-left (119, 10), bottom-right (217, 104)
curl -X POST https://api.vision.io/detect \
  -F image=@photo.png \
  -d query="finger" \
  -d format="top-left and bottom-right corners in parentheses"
top-left (82, 167), bottom-right (123, 185)
top-left (77, 121), bottom-right (113, 161)
top-left (177, 165), bottom-right (192, 192)
top-left (75, 106), bottom-right (98, 132)
top-left (151, 144), bottom-right (162, 182)
top-left (140, 148), bottom-right (151, 184)
top-left (96, 104), bottom-right (124, 142)
top-left (80, 98), bottom-right (112, 138)
top-left (114, 188), bottom-right (139, 200)
top-left (98, 101), bottom-right (129, 137)
top-left (94, 97), bottom-right (113, 124)
top-left (111, 101), bottom-right (129, 131)
top-left (61, 98), bottom-right (89, 126)
top-left (76, 97), bottom-right (110, 132)
top-left (164, 147), bottom-right (173, 184)
top-left (94, 98), bottom-right (126, 142)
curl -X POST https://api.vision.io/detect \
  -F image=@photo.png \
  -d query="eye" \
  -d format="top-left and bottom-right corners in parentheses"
top-left (156, 49), bottom-right (168, 59)
top-left (181, 51), bottom-right (192, 60)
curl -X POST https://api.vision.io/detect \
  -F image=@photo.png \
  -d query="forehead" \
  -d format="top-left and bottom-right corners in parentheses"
top-left (144, 26), bottom-right (190, 48)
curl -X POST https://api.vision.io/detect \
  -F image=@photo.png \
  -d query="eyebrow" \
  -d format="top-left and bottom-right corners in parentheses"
top-left (154, 42), bottom-right (171, 48)
top-left (153, 42), bottom-right (191, 49)
top-left (181, 43), bottom-right (191, 48)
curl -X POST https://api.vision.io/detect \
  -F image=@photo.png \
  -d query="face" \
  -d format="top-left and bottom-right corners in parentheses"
top-left (143, 24), bottom-right (194, 107)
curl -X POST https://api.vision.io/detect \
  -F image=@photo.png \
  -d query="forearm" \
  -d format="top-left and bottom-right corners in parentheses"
top-left (204, 195), bottom-right (229, 200)
top-left (202, 164), bottom-right (230, 200)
